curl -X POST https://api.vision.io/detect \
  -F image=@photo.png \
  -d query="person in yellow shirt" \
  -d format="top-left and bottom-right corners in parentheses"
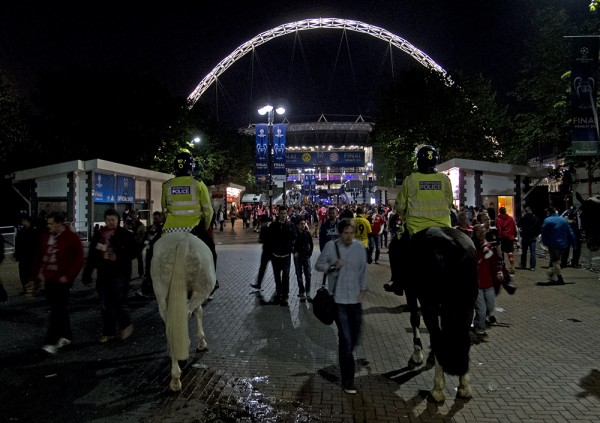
top-left (353, 206), bottom-right (372, 264)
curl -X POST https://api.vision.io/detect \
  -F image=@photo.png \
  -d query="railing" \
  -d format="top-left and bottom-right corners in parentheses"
top-left (1, 226), bottom-right (16, 255)
top-left (2, 222), bottom-right (90, 256)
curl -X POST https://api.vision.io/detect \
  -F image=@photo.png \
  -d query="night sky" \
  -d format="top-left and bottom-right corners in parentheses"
top-left (0, 0), bottom-right (591, 126)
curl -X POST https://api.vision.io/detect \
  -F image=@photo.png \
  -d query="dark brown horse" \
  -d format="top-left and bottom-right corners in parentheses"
top-left (388, 226), bottom-right (478, 402)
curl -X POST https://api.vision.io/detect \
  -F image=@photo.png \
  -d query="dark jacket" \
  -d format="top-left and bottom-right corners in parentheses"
top-left (517, 213), bottom-right (540, 241)
top-left (267, 220), bottom-right (296, 256)
top-left (88, 226), bottom-right (136, 279)
top-left (293, 230), bottom-right (314, 257)
top-left (319, 219), bottom-right (339, 251)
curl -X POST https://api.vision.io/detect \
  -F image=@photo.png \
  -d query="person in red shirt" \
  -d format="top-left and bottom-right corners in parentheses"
top-left (496, 207), bottom-right (518, 274)
top-left (30, 212), bottom-right (84, 355)
top-left (472, 224), bottom-right (503, 338)
top-left (367, 208), bottom-right (385, 264)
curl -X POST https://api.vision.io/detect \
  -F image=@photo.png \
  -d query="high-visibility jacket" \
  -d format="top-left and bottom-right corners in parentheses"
top-left (161, 176), bottom-right (214, 232)
top-left (398, 172), bottom-right (453, 236)
top-left (353, 214), bottom-right (372, 248)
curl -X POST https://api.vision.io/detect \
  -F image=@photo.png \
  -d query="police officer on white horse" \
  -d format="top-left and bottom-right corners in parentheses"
top-left (161, 152), bottom-right (218, 295)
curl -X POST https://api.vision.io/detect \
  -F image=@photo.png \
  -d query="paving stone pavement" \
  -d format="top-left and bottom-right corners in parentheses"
top-left (1, 225), bottom-right (599, 422)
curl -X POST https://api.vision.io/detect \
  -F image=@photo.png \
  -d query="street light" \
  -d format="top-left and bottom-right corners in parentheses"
top-left (258, 103), bottom-right (286, 211)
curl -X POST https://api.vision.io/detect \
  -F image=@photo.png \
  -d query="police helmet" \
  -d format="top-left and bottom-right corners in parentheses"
top-left (416, 145), bottom-right (439, 174)
top-left (173, 152), bottom-right (194, 175)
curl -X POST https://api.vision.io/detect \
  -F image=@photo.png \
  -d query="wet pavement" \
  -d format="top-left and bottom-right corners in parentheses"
top-left (1, 224), bottom-right (600, 422)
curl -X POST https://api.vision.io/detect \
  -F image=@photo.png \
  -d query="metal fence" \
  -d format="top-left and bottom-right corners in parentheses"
top-left (2, 222), bottom-right (89, 256)
top-left (1, 226), bottom-right (16, 255)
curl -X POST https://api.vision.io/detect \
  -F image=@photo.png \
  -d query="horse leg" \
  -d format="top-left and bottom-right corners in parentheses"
top-left (457, 372), bottom-right (472, 399)
top-left (430, 358), bottom-right (446, 403)
top-left (407, 293), bottom-right (424, 367)
top-left (170, 357), bottom-right (182, 392)
top-left (195, 305), bottom-right (208, 352)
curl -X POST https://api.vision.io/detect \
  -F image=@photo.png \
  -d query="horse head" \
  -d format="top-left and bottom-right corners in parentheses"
top-left (575, 192), bottom-right (600, 252)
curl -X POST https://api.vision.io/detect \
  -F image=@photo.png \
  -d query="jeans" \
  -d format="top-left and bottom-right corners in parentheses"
top-left (98, 276), bottom-right (131, 336)
top-left (474, 287), bottom-right (495, 330)
top-left (380, 230), bottom-right (388, 248)
top-left (334, 303), bottom-right (362, 389)
top-left (520, 237), bottom-right (537, 269)
top-left (255, 249), bottom-right (271, 288)
top-left (43, 281), bottom-right (72, 344)
top-left (368, 235), bottom-right (380, 262)
top-left (271, 255), bottom-right (291, 299)
top-left (293, 254), bottom-right (312, 295)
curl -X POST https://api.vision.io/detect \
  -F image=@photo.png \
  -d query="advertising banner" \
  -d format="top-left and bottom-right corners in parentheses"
top-left (255, 123), bottom-right (269, 184)
top-left (93, 173), bottom-right (115, 203)
top-left (570, 36), bottom-right (600, 155)
top-left (286, 150), bottom-right (365, 166)
top-left (273, 123), bottom-right (286, 176)
top-left (117, 176), bottom-right (134, 203)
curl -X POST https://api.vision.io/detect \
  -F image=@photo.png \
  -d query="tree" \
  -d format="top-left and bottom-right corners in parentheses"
top-left (511, 7), bottom-right (600, 194)
top-left (371, 65), bottom-right (510, 185)
top-left (0, 70), bottom-right (29, 172)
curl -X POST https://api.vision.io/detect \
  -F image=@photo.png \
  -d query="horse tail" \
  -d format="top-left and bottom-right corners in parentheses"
top-left (166, 236), bottom-right (191, 361)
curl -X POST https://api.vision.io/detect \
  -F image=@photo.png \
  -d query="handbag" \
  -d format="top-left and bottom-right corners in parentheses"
top-left (499, 259), bottom-right (517, 295)
top-left (313, 241), bottom-right (340, 325)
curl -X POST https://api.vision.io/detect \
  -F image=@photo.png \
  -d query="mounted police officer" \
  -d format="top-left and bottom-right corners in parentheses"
top-left (161, 152), bottom-right (219, 296)
top-left (386, 145), bottom-right (454, 294)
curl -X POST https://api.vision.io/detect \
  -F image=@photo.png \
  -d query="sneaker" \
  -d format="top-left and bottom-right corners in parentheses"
top-left (56, 338), bottom-right (71, 348)
top-left (374, 261), bottom-right (379, 264)
top-left (99, 335), bottom-right (116, 343)
top-left (530, 268), bottom-right (536, 272)
top-left (42, 344), bottom-right (58, 355)
top-left (280, 298), bottom-right (289, 307)
top-left (488, 316), bottom-right (498, 326)
top-left (556, 276), bottom-right (565, 285)
top-left (306, 296), bottom-right (313, 303)
top-left (121, 325), bottom-right (134, 340)
top-left (474, 328), bottom-right (487, 336)
top-left (342, 386), bottom-right (357, 394)
top-left (250, 283), bottom-right (261, 290)
top-left (297, 292), bottom-right (305, 299)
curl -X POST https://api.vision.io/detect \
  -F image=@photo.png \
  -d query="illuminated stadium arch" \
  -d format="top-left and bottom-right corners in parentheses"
top-left (187, 17), bottom-right (450, 108)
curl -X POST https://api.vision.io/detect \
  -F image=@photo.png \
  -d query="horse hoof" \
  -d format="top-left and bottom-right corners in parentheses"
top-left (429, 390), bottom-right (445, 403)
top-left (457, 387), bottom-right (472, 400)
top-left (170, 378), bottom-right (182, 392)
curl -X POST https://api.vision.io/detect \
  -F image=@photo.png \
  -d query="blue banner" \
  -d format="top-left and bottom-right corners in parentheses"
top-left (93, 173), bottom-right (115, 203)
top-left (273, 124), bottom-right (286, 176)
top-left (255, 123), bottom-right (269, 184)
top-left (286, 150), bottom-right (365, 166)
top-left (117, 176), bottom-right (134, 203)
top-left (570, 36), bottom-right (600, 156)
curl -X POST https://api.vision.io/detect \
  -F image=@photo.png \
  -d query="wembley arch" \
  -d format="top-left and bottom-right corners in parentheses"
top-left (186, 17), bottom-right (450, 108)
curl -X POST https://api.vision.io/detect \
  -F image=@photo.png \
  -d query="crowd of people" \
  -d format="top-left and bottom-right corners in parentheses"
top-left (0, 146), bottom-right (586, 396)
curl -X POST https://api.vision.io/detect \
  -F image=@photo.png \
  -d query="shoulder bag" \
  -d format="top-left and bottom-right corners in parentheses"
top-left (313, 241), bottom-right (341, 325)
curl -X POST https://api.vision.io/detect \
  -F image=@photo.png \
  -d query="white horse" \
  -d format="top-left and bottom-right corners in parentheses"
top-left (151, 232), bottom-right (216, 392)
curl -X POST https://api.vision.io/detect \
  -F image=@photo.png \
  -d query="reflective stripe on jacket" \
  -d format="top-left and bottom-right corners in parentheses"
top-left (398, 172), bottom-right (453, 235)
top-left (162, 176), bottom-right (214, 231)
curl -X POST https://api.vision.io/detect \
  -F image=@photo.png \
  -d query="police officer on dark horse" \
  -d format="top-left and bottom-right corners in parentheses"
top-left (387, 145), bottom-right (478, 402)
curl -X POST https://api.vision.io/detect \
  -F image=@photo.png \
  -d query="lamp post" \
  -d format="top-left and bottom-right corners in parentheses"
top-left (258, 104), bottom-right (286, 211)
